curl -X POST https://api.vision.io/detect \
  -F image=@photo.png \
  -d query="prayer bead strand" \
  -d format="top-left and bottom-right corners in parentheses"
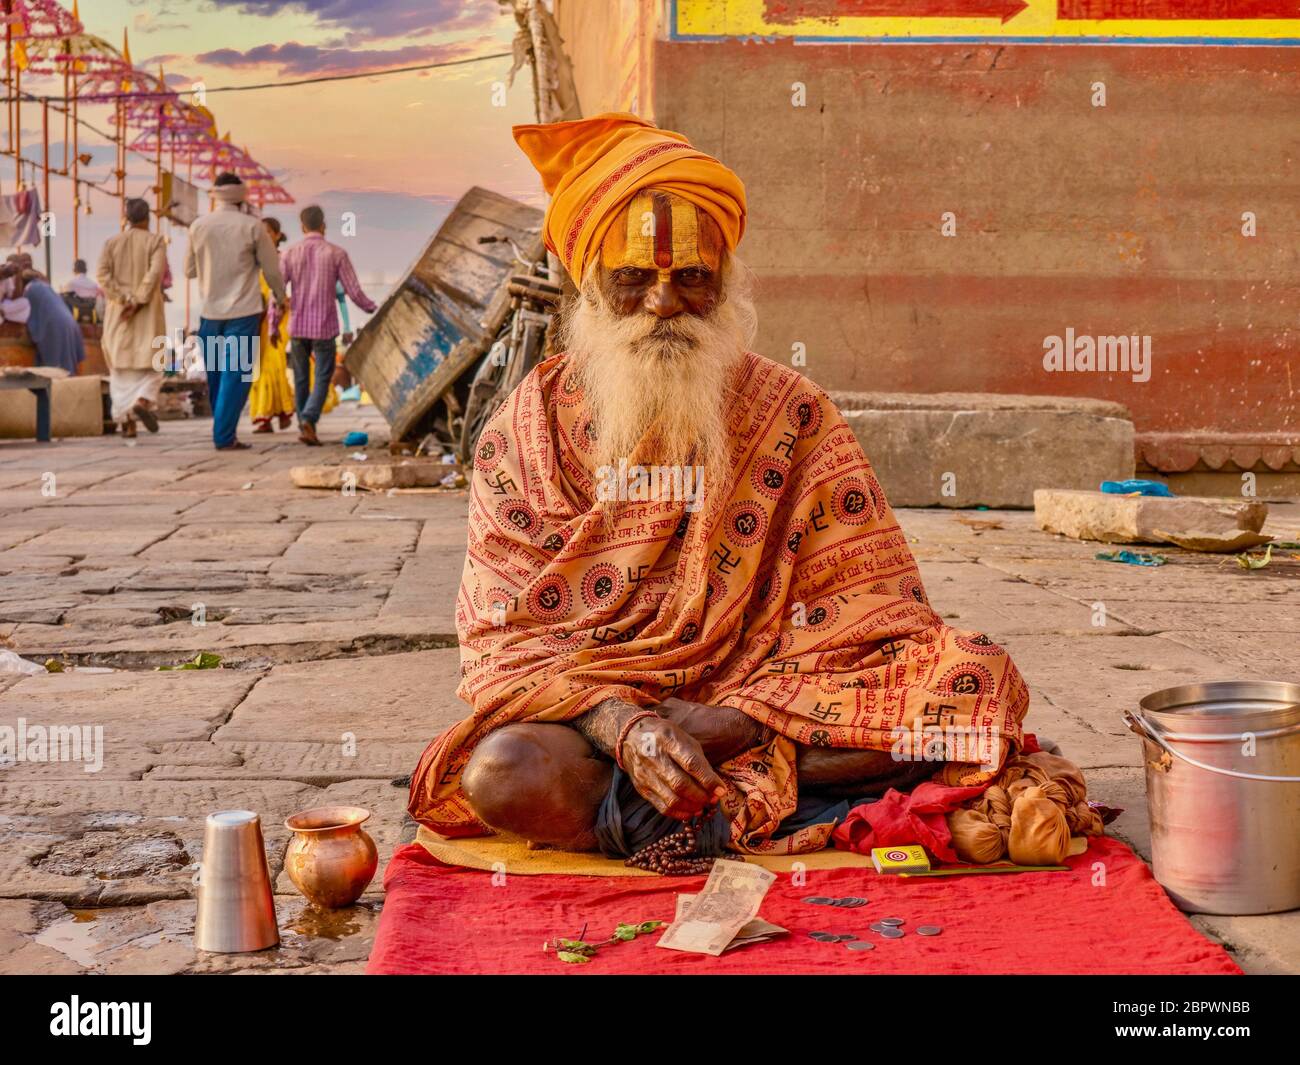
top-left (623, 818), bottom-right (741, 876)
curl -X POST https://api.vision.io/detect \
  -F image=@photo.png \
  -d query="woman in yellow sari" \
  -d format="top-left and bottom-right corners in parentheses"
top-left (250, 217), bottom-right (338, 432)
top-left (250, 218), bottom-right (295, 432)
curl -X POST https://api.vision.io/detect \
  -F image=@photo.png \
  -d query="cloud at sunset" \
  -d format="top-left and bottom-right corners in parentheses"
top-left (31, 0), bottom-right (541, 332)
top-left (193, 38), bottom-right (490, 77)
top-left (200, 0), bottom-right (498, 42)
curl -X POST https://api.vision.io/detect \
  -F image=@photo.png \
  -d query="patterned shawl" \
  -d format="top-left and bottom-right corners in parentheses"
top-left (408, 352), bottom-right (1029, 853)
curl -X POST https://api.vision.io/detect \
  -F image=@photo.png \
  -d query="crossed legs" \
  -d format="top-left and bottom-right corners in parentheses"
top-left (460, 704), bottom-right (932, 851)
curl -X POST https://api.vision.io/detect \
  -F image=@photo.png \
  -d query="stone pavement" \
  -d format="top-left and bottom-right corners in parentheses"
top-left (1, 405), bottom-right (1297, 975)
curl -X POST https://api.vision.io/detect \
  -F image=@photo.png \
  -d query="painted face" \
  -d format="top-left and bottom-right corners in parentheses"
top-left (598, 189), bottom-right (725, 319)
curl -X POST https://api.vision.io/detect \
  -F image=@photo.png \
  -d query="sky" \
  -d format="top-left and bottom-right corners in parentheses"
top-left (12, 0), bottom-right (544, 329)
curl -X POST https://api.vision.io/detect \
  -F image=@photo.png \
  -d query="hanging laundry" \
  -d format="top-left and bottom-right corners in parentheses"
top-left (0, 189), bottom-right (43, 249)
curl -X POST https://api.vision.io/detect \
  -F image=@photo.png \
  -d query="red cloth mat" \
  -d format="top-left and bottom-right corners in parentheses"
top-left (366, 836), bottom-right (1240, 975)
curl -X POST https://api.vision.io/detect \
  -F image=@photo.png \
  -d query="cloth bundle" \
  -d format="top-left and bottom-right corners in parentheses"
top-left (946, 751), bottom-right (1104, 865)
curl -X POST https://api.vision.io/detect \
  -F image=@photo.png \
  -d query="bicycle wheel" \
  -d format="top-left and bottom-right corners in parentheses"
top-left (458, 343), bottom-right (508, 464)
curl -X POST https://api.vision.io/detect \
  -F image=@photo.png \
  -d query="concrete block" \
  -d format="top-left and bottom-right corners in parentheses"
top-left (0, 375), bottom-right (104, 439)
top-left (834, 392), bottom-right (1135, 508)
top-left (290, 459), bottom-right (456, 493)
top-left (1034, 489), bottom-right (1270, 551)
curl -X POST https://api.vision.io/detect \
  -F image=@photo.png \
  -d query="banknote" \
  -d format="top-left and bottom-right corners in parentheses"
top-left (674, 893), bottom-right (788, 952)
top-left (657, 859), bottom-right (776, 956)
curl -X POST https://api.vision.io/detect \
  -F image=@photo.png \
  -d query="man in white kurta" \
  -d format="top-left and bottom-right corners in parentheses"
top-left (97, 198), bottom-right (168, 436)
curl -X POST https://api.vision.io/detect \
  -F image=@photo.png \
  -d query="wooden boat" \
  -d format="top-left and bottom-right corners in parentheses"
top-left (343, 186), bottom-right (543, 447)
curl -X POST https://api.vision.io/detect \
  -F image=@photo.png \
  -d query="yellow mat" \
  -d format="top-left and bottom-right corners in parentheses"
top-left (416, 825), bottom-right (878, 877)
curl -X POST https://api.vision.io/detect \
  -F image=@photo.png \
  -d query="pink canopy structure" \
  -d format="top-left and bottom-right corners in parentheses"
top-left (3, 0), bottom-right (81, 43)
top-left (1, 2), bottom-right (291, 266)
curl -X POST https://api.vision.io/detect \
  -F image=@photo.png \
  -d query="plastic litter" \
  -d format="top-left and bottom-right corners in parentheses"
top-left (342, 430), bottom-right (368, 446)
top-left (1100, 479), bottom-right (1174, 497)
top-left (1095, 550), bottom-right (1168, 567)
top-left (0, 650), bottom-right (45, 675)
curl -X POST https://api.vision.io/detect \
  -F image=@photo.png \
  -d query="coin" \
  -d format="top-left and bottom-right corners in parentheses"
top-left (846, 941), bottom-right (875, 951)
top-left (868, 922), bottom-right (888, 933)
top-left (880, 917), bottom-right (905, 926)
top-left (916, 925), bottom-right (943, 936)
top-left (803, 896), bottom-right (834, 905)
top-left (808, 931), bottom-right (837, 941)
top-left (837, 933), bottom-right (859, 941)
top-left (879, 927), bottom-right (905, 939)
top-left (838, 897), bottom-right (868, 907)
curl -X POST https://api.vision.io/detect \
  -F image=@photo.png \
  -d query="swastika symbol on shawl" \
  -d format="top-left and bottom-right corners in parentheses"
top-left (712, 544), bottom-right (742, 573)
top-left (484, 470), bottom-right (517, 495)
top-left (808, 500), bottom-right (828, 532)
top-left (808, 701), bottom-right (843, 722)
top-left (920, 701), bottom-right (959, 727)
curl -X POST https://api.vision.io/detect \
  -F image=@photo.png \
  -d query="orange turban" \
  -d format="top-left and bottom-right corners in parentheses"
top-left (512, 112), bottom-right (746, 283)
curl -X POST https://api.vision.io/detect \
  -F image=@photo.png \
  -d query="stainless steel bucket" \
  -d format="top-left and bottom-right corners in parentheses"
top-left (1125, 681), bottom-right (1300, 915)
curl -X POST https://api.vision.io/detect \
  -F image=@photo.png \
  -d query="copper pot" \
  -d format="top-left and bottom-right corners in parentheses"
top-left (283, 805), bottom-right (378, 909)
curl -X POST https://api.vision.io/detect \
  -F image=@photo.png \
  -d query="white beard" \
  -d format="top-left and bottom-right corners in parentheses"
top-left (562, 261), bottom-right (757, 500)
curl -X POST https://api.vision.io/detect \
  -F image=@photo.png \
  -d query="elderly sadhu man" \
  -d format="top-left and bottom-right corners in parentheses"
top-left (409, 114), bottom-right (1101, 864)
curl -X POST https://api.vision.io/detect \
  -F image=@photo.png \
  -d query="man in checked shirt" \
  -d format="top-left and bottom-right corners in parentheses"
top-left (273, 204), bottom-right (377, 445)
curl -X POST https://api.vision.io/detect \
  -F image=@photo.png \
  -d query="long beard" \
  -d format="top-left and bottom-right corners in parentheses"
top-left (562, 262), bottom-right (757, 507)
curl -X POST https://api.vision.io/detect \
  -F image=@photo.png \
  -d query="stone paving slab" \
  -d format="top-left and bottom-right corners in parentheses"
top-left (0, 669), bottom-right (257, 781)
top-left (8, 616), bottom-right (452, 666)
top-left (0, 504), bottom-right (199, 530)
top-left (1, 525), bottom-right (175, 559)
top-left (0, 779), bottom-right (320, 904)
top-left (2, 412), bottom-right (1295, 975)
top-left (379, 556), bottom-right (461, 628)
top-left (215, 649), bottom-right (464, 743)
top-left (146, 740), bottom-right (428, 784)
top-left (138, 522), bottom-right (307, 562)
top-left (999, 633), bottom-right (1223, 768)
top-left (979, 554), bottom-right (1299, 607)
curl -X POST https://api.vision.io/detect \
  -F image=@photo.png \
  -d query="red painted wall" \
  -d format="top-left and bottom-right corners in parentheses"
top-left (650, 38), bottom-right (1298, 436)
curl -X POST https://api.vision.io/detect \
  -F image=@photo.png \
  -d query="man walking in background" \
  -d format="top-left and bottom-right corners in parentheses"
top-left (97, 198), bottom-right (168, 438)
top-left (185, 172), bottom-right (287, 451)
top-left (274, 204), bottom-right (376, 446)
